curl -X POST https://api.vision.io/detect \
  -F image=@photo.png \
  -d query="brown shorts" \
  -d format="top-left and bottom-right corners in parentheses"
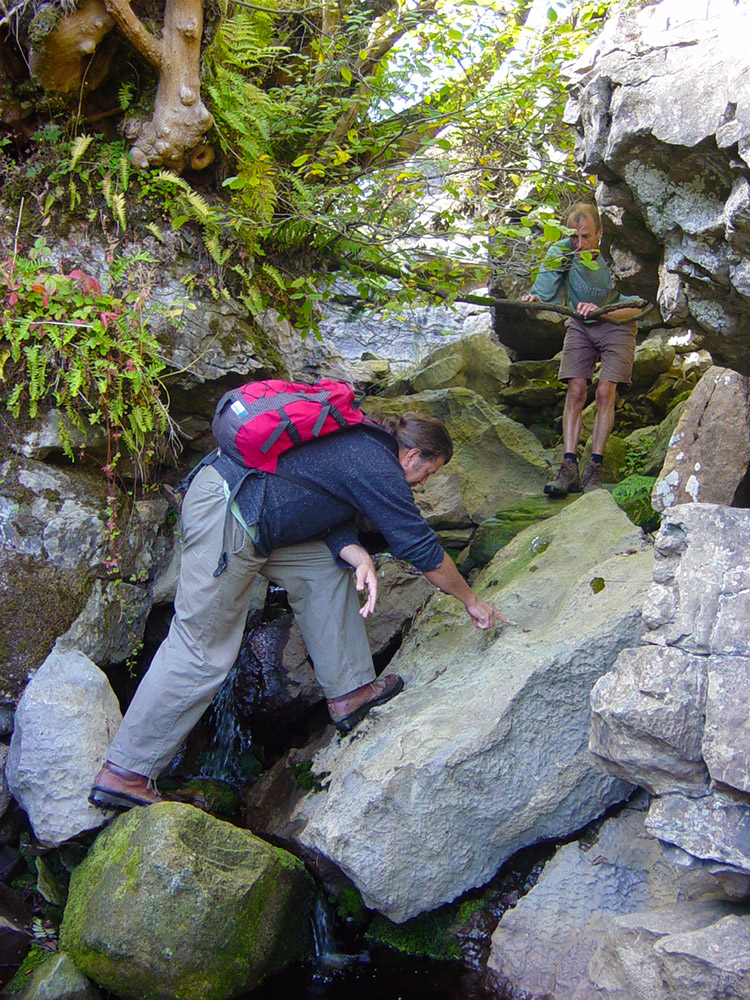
top-left (558, 317), bottom-right (637, 384)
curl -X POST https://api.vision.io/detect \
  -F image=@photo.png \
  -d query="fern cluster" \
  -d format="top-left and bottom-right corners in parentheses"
top-left (0, 239), bottom-right (176, 475)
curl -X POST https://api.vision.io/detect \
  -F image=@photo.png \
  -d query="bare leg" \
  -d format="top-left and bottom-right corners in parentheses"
top-left (590, 379), bottom-right (618, 455)
top-left (562, 378), bottom-right (588, 454)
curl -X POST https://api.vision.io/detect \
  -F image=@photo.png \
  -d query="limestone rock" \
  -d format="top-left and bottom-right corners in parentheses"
top-left (317, 280), bottom-right (494, 368)
top-left (703, 655), bottom-right (750, 793)
top-left (589, 645), bottom-right (709, 796)
top-left (6, 648), bottom-right (121, 846)
top-left (15, 952), bottom-right (102, 1000)
top-left (55, 580), bottom-right (152, 666)
top-left (367, 388), bottom-right (550, 527)
top-left (652, 367), bottom-right (750, 512)
top-left (390, 333), bottom-right (511, 402)
top-left (487, 800), bottom-right (719, 1000)
top-left (646, 791), bottom-right (750, 879)
top-left (60, 802), bottom-right (314, 1000)
top-left (577, 902), bottom-right (746, 1000)
top-left (266, 491), bottom-right (650, 921)
top-left (0, 457), bottom-right (168, 702)
top-left (0, 407), bottom-right (105, 461)
top-left (643, 504), bottom-right (750, 655)
top-left (630, 339), bottom-right (677, 390)
top-left (564, 0), bottom-right (750, 372)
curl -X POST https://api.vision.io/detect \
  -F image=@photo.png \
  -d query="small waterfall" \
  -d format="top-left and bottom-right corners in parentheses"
top-left (311, 894), bottom-right (336, 960)
top-left (199, 665), bottom-right (253, 783)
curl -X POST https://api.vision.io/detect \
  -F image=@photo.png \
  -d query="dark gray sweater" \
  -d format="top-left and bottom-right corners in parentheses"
top-left (212, 424), bottom-right (445, 573)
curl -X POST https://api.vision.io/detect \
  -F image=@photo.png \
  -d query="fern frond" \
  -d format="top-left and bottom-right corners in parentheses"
top-left (70, 134), bottom-right (94, 169)
top-left (260, 262), bottom-right (285, 289)
top-left (146, 223), bottom-right (166, 243)
top-left (112, 191), bottom-right (127, 231)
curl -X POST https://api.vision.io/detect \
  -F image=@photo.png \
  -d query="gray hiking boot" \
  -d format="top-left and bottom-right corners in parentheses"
top-left (581, 460), bottom-right (604, 492)
top-left (544, 458), bottom-right (581, 497)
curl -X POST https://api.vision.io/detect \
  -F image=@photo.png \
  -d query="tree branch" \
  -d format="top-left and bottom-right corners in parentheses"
top-left (104, 0), bottom-right (163, 68)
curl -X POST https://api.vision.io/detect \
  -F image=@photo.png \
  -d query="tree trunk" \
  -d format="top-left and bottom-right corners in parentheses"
top-left (106, 0), bottom-right (213, 170)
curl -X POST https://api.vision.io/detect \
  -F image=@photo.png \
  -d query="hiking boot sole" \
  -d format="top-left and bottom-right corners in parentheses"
top-left (544, 482), bottom-right (582, 498)
top-left (89, 786), bottom-right (161, 810)
top-left (334, 676), bottom-right (405, 733)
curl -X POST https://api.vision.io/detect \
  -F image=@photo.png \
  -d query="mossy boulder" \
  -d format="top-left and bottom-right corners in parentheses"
top-left (469, 496), bottom-right (579, 567)
top-left (384, 333), bottom-right (511, 403)
top-left (630, 339), bottom-right (676, 389)
top-left (60, 802), bottom-right (314, 1000)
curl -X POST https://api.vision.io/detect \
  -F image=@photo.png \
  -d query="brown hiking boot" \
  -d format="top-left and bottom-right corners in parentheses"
top-left (89, 763), bottom-right (162, 810)
top-left (327, 674), bottom-right (405, 733)
top-left (581, 460), bottom-right (604, 492)
top-left (544, 458), bottom-right (581, 497)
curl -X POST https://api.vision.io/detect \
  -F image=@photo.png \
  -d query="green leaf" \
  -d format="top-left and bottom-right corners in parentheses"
top-left (341, 66), bottom-right (353, 84)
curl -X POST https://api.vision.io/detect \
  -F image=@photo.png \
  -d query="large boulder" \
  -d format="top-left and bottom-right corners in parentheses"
top-left (588, 504), bottom-right (750, 897)
top-left (589, 645), bottom-right (709, 796)
top-left (60, 802), bottom-right (314, 1000)
top-left (6, 648), bottom-right (120, 846)
top-left (652, 366), bottom-right (750, 512)
top-left (257, 491), bottom-right (652, 921)
top-left (383, 333), bottom-right (511, 402)
top-left (366, 388), bottom-right (550, 527)
top-left (642, 503), bottom-right (750, 655)
top-left (564, 0), bottom-right (750, 373)
top-left (0, 457), bottom-right (169, 703)
top-left (577, 902), bottom-right (750, 1000)
top-left (487, 797), bottom-right (719, 1000)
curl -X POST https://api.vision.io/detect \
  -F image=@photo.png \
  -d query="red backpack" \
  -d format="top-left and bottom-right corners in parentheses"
top-left (211, 379), bottom-right (367, 472)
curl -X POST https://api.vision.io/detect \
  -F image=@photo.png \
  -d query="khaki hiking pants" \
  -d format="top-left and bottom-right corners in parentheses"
top-left (108, 465), bottom-right (376, 778)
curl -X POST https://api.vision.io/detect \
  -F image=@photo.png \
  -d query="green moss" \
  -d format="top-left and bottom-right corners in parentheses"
top-left (331, 886), bottom-right (368, 924)
top-left (4, 945), bottom-right (48, 997)
top-left (611, 475), bottom-right (661, 532)
top-left (366, 909), bottom-right (462, 962)
top-left (590, 576), bottom-right (606, 594)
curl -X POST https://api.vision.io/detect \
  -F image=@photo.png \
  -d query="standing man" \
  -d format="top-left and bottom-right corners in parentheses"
top-left (91, 412), bottom-right (504, 809)
top-left (522, 202), bottom-right (642, 496)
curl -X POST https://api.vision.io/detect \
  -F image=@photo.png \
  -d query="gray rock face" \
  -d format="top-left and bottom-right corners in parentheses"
top-left (643, 504), bottom-right (750, 655)
top-left (646, 792), bottom-right (750, 878)
top-left (6, 648), bottom-right (121, 845)
top-left (564, 0), bottom-right (750, 372)
top-left (577, 902), bottom-right (748, 1000)
top-left (487, 799), bottom-right (718, 1000)
top-left (652, 366), bottom-right (750, 512)
top-left (317, 282), bottom-right (494, 368)
top-left (589, 504), bottom-right (750, 901)
top-left (16, 952), bottom-right (102, 1000)
top-left (0, 457), bottom-right (169, 701)
top-left (267, 492), bottom-right (650, 921)
top-left (589, 646), bottom-right (709, 796)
